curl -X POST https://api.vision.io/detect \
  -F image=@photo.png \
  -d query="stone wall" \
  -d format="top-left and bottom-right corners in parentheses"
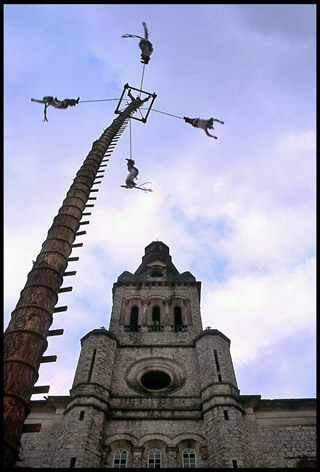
top-left (110, 345), bottom-right (200, 398)
top-left (248, 423), bottom-right (317, 468)
top-left (242, 398), bottom-right (317, 469)
top-left (109, 283), bottom-right (203, 344)
top-left (103, 419), bottom-right (208, 469)
top-left (15, 398), bottom-right (67, 468)
top-left (16, 397), bottom-right (316, 469)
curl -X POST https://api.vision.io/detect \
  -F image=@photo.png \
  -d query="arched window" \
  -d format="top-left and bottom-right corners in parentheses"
top-left (113, 449), bottom-right (127, 468)
top-left (174, 306), bottom-right (183, 326)
top-left (151, 266), bottom-right (162, 277)
top-left (152, 306), bottom-right (161, 325)
top-left (182, 448), bottom-right (196, 468)
top-left (148, 448), bottom-right (162, 468)
top-left (296, 459), bottom-right (317, 469)
top-left (130, 306), bottom-right (139, 327)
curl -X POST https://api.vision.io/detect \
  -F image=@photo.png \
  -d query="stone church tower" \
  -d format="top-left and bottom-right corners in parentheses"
top-left (52, 241), bottom-right (250, 469)
top-left (16, 242), bottom-right (316, 469)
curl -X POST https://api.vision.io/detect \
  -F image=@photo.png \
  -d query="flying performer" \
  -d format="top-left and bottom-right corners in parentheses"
top-left (183, 116), bottom-right (224, 139)
top-left (31, 96), bottom-right (80, 121)
top-left (122, 22), bottom-right (153, 65)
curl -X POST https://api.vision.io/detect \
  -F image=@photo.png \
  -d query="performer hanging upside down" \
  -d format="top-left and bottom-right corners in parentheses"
top-left (122, 22), bottom-right (153, 65)
top-left (139, 22), bottom-right (153, 64)
top-left (31, 96), bottom-right (80, 121)
top-left (122, 159), bottom-right (152, 192)
top-left (184, 116), bottom-right (224, 139)
top-left (125, 158), bottom-right (139, 187)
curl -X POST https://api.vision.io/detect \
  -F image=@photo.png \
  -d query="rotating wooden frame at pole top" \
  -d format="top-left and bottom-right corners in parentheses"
top-left (115, 83), bottom-right (157, 123)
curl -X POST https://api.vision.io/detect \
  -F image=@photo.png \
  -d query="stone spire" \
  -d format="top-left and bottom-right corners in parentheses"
top-left (117, 241), bottom-right (196, 283)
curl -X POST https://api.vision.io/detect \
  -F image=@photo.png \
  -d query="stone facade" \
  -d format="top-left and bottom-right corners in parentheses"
top-left (15, 242), bottom-right (317, 469)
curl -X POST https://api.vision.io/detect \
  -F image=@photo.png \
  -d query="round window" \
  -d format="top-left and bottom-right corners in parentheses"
top-left (141, 371), bottom-right (172, 390)
top-left (126, 357), bottom-right (187, 395)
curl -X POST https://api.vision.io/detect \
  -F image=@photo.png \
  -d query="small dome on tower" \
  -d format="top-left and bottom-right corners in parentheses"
top-left (134, 241), bottom-right (179, 279)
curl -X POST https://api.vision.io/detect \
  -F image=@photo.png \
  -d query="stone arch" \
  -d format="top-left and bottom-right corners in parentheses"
top-left (123, 295), bottom-right (148, 302)
top-left (146, 296), bottom-right (166, 325)
top-left (139, 436), bottom-right (171, 469)
top-left (106, 433), bottom-right (139, 447)
top-left (164, 295), bottom-right (189, 306)
top-left (149, 263), bottom-right (165, 278)
top-left (147, 295), bottom-right (167, 305)
top-left (296, 458), bottom-right (317, 468)
top-left (121, 296), bottom-right (147, 325)
top-left (103, 435), bottom-right (139, 469)
top-left (172, 433), bottom-right (207, 446)
top-left (138, 433), bottom-right (173, 447)
top-left (173, 434), bottom-right (207, 470)
top-left (166, 295), bottom-right (191, 326)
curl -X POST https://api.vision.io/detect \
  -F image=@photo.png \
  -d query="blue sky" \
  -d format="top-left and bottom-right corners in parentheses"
top-left (4, 4), bottom-right (316, 401)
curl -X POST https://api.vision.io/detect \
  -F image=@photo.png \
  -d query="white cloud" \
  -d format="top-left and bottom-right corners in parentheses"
top-left (219, 204), bottom-right (315, 275)
top-left (201, 256), bottom-right (315, 364)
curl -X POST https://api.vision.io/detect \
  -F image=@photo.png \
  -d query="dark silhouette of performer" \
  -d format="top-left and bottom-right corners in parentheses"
top-left (125, 159), bottom-right (139, 187)
top-left (184, 116), bottom-right (224, 139)
top-left (122, 22), bottom-right (153, 64)
top-left (31, 96), bottom-right (80, 121)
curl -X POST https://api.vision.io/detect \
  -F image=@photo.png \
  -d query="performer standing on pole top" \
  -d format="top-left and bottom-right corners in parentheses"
top-left (183, 116), bottom-right (224, 139)
top-left (122, 22), bottom-right (154, 64)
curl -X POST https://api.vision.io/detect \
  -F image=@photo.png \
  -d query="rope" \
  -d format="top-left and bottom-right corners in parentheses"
top-left (129, 118), bottom-right (133, 160)
top-left (79, 98), bottom-right (119, 103)
top-left (79, 98), bottom-right (185, 122)
top-left (141, 107), bottom-right (184, 120)
top-left (136, 106), bottom-right (144, 121)
top-left (140, 64), bottom-right (146, 96)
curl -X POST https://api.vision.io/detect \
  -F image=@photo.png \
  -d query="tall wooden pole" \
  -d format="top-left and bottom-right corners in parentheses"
top-left (3, 96), bottom-right (146, 468)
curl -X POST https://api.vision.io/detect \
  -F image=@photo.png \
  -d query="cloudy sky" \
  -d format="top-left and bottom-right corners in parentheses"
top-left (4, 4), bottom-right (316, 401)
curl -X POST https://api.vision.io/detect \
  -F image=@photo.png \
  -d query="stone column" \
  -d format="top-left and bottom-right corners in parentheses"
top-left (52, 329), bottom-right (118, 468)
top-left (167, 446), bottom-right (178, 468)
top-left (195, 329), bottom-right (255, 468)
top-left (132, 447), bottom-right (144, 468)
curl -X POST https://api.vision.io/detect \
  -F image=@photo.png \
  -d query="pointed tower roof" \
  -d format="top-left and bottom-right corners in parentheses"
top-left (134, 241), bottom-right (179, 277)
top-left (116, 241), bottom-right (196, 283)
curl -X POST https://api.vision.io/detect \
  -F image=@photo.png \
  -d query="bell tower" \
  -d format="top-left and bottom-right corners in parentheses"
top-left (109, 240), bottom-right (203, 342)
top-left (54, 241), bottom-right (252, 469)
